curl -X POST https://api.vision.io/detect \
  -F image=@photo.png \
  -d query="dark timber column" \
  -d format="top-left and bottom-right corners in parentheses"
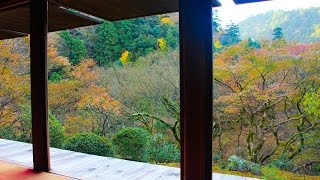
top-left (30, 0), bottom-right (50, 172)
top-left (179, 0), bottom-right (214, 179)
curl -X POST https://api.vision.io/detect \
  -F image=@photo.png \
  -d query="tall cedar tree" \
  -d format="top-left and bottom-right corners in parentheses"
top-left (94, 22), bottom-right (121, 67)
top-left (59, 30), bottom-right (87, 65)
top-left (221, 23), bottom-right (241, 46)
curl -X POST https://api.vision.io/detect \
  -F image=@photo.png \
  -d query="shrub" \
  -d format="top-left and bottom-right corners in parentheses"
top-left (0, 126), bottom-right (16, 140)
top-left (62, 133), bottom-right (114, 157)
top-left (219, 160), bottom-right (228, 170)
top-left (228, 155), bottom-right (262, 175)
top-left (49, 72), bottom-right (63, 82)
top-left (112, 127), bottom-right (150, 161)
top-left (146, 134), bottom-right (180, 163)
top-left (213, 153), bottom-right (220, 163)
top-left (268, 155), bottom-right (294, 171)
top-left (49, 114), bottom-right (64, 148)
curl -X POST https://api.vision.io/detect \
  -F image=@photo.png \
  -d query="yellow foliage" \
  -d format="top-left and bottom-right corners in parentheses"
top-left (120, 50), bottom-right (129, 65)
top-left (0, 38), bottom-right (30, 126)
top-left (214, 38), bottom-right (222, 49)
top-left (157, 38), bottom-right (167, 51)
top-left (64, 115), bottom-right (93, 137)
top-left (48, 79), bottom-right (82, 108)
top-left (311, 24), bottom-right (320, 38)
top-left (160, 17), bottom-right (174, 26)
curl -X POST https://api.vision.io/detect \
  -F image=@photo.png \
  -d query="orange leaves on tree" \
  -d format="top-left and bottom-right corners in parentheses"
top-left (71, 59), bottom-right (99, 83)
top-left (77, 85), bottom-right (121, 116)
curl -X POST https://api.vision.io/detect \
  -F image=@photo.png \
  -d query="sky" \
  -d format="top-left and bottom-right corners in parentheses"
top-left (216, 0), bottom-right (320, 26)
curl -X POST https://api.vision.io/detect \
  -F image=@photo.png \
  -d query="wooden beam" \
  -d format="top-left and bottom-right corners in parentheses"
top-left (0, 0), bottom-right (28, 13)
top-left (30, 0), bottom-right (50, 172)
top-left (179, 0), bottom-right (214, 179)
top-left (233, 0), bottom-right (270, 4)
top-left (0, 28), bottom-right (27, 40)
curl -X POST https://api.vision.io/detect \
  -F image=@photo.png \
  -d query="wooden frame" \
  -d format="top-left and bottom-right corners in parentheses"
top-left (26, 0), bottom-right (265, 176)
top-left (30, 0), bottom-right (50, 172)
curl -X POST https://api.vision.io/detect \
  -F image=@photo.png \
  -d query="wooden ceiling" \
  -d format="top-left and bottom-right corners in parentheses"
top-left (53, 0), bottom-right (179, 21)
top-left (0, 4), bottom-right (99, 34)
top-left (0, 28), bottom-right (26, 39)
top-left (0, 0), bottom-right (269, 40)
top-left (0, 0), bottom-right (101, 40)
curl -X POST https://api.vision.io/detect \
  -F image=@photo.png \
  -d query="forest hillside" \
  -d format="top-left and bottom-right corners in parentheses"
top-left (238, 7), bottom-right (320, 42)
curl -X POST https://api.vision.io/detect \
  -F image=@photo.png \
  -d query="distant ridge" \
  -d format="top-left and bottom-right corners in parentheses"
top-left (238, 7), bottom-right (320, 43)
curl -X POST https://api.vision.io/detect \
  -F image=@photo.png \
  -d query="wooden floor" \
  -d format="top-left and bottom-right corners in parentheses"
top-left (0, 160), bottom-right (71, 180)
top-left (0, 139), bottom-right (257, 180)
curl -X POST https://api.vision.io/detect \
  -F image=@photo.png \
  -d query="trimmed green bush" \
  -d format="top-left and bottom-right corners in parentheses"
top-left (146, 134), bottom-right (180, 163)
top-left (49, 114), bottom-right (64, 148)
top-left (62, 133), bottom-right (114, 157)
top-left (112, 127), bottom-right (150, 161)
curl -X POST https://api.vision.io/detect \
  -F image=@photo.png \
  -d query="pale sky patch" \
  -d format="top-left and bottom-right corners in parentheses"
top-left (216, 0), bottom-right (320, 27)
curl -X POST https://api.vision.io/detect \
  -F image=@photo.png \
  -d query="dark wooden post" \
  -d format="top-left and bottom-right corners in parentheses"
top-left (30, 0), bottom-right (50, 172)
top-left (179, 0), bottom-right (216, 179)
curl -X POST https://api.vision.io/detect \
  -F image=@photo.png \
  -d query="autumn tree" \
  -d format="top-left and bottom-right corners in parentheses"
top-left (213, 41), bottom-right (320, 165)
top-left (77, 84), bottom-right (121, 136)
top-left (0, 39), bottom-right (29, 138)
top-left (104, 50), bottom-right (180, 144)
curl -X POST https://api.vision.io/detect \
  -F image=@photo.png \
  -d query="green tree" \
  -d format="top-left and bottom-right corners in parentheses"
top-left (58, 30), bottom-right (87, 65)
top-left (272, 27), bottom-right (284, 40)
top-left (212, 10), bottom-right (221, 34)
top-left (94, 21), bottom-right (121, 66)
top-left (248, 37), bottom-right (261, 49)
top-left (49, 113), bottom-right (65, 148)
top-left (221, 23), bottom-right (241, 46)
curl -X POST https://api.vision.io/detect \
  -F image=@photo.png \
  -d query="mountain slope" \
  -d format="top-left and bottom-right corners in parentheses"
top-left (238, 7), bottom-right (320, 42)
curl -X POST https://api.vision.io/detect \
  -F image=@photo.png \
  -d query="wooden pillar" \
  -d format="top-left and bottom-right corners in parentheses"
top-left (179, 0), bottom-right (218, 179)
top-left (30, 0), bottom-right (50, 172)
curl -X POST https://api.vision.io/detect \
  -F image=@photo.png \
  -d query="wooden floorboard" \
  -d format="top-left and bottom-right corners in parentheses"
top-left (0, 139), bottom-right (258, 180)
top-left (0, 160), bottom-right (72, 180)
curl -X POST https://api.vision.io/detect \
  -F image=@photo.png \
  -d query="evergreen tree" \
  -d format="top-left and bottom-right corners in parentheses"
top-left (272, 27), bottom-right (284, 40)
top-left (221, 23), bottom-right (241, 46)
top-left (212, 10), bottom-right (221, 34)
top-left (57, 16), bottom-right (179, 63)
top-left (58, 30), bottom-right (87, 65)
top-left (165, 27), bottom-right (179, 49)
top-left (248, 37), bottom-right (261, 49)
top-left (94, 21), bottom-right (121, 66)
